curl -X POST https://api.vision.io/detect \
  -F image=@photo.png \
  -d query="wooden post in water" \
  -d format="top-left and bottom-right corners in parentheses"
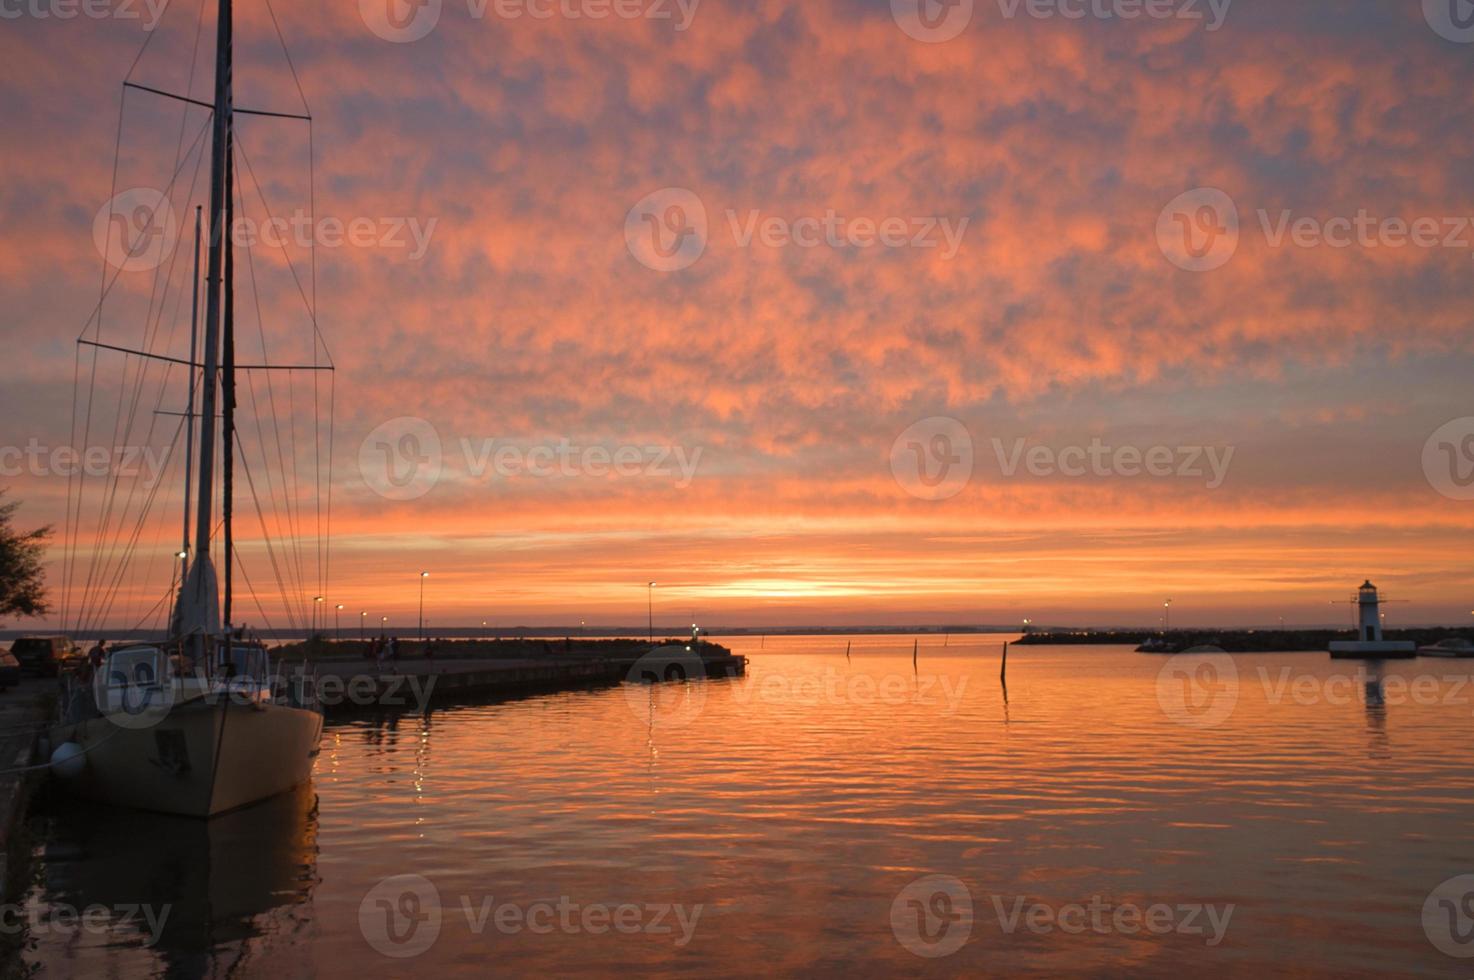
top-left (912, 638), bottom-right (918, 672)
top-left (845, 640), bottom-right (851, 661)
top-left (1000, 640), bottom-right (1009, 682)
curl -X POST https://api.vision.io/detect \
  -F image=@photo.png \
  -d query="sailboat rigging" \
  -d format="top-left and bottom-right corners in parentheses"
top-left (51, 0), bottom-right (332, 817)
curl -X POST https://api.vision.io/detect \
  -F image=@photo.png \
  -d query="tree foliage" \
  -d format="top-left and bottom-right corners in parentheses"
top-left (0, 491), bottom-right (50, 625)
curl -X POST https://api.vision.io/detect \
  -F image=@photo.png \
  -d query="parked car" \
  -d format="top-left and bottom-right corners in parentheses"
top-left (0, 650), bottom-right (19, 690)
top-left (10, 636), bottom-right (82, 677)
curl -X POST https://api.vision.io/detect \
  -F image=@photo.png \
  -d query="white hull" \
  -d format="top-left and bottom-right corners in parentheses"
top-left (51, 696), bottom-right (322, 818)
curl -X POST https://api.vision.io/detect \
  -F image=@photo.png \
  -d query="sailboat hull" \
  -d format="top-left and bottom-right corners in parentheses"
top-left (51, 699), bottom-right (322, 818)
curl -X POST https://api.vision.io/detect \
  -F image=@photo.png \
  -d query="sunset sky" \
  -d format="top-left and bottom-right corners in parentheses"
top-left (3, 0), bottom-right (1473, 631)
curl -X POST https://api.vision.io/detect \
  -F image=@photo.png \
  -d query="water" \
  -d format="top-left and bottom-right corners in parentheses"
top-left (19, 637), bottom-right (1474, 977)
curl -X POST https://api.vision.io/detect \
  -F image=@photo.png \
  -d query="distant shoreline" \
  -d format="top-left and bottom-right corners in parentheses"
top-left (1017, 628), bottom-right (1474, 653)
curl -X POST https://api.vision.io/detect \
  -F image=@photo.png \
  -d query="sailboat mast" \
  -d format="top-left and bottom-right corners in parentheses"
top-left (191, 0), bottom-right (231, 587)
top-left (222, 116), bottom-right (236, 631)
top-left (179, 206), bottom-right (201, 587)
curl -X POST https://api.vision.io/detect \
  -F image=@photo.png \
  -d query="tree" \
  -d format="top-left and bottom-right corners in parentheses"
top-left (0, 491), bottom-right (51, 626)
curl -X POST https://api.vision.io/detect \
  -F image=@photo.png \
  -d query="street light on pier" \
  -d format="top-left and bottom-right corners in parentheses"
top-left (360, 611), bottom-right (367, 642)
top-left (314, 596), bottom-right (325, 637)
top-left (418, 572), bottom-right (430, 641)
top-left (647, 582), bottom-right (657, 644)
top-left (335, 604), bottom-right (344, 641)
top-left (1163, 599), bottom-right (1172, 632)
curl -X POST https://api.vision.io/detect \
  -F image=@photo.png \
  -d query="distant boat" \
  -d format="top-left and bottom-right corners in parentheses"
top-left (1418, 638), bottom-right (1474, 658)
top-left (1328, 581), bottom-right (1416, 659)
top-left (1136, 637), bottom-right (1182, 654)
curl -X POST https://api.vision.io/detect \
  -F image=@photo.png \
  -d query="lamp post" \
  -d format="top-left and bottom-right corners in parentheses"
top-left (380, 615), bottom-right (388, 636)
top-left (314, 596), bottom-right (325, 637)
top-left (360, 611), bottom-right (367, 642)
top-left (647, 582), bottom-right (656, 644)
top-left (418, 572), bottom-right (429, 641)
top-left (335, 604), bottom-right (344, 641)
top-left (1163, 599), bottom-right (1172, 632)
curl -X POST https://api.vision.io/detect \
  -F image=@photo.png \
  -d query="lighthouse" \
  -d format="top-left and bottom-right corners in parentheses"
top-left (1329, 580), bottom-right (1416, 659)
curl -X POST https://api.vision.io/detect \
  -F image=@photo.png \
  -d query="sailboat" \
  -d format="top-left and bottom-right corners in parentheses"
top-left (49, 0), bottom-right (326, 817)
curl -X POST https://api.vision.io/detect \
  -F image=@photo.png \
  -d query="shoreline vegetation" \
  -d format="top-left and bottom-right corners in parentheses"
top-left (1016, 628), bottom-right (1474, 653)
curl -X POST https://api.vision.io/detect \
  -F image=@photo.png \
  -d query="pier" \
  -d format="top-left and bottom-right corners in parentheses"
top-left (290, 639), bottom-right (748, 715)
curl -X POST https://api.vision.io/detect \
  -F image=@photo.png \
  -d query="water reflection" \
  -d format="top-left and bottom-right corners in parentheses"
top-left (1363, 661), bottom-right (1391, 759)
top-left (25, 783), bottom-right (318, 978)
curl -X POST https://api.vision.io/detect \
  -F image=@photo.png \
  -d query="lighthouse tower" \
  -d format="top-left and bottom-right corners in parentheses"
top-left (1356, 580), bottom-right (1383, 643)
top-left (1329, 580), bottom-right (1416, 659)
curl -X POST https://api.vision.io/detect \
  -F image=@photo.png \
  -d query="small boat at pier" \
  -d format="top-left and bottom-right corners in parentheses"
top-left (1418, 638), bottom-right (1474, 658)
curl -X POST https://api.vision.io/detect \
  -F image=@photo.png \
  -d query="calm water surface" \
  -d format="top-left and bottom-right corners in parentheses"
top-left (21, 637), bottom-right (1474, 977)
